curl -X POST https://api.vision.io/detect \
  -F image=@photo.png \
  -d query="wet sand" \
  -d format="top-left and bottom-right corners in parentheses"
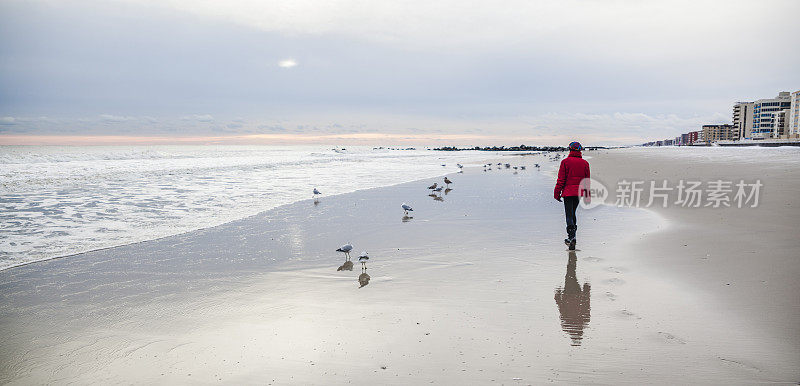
top-left (589, 147), bottom-right (800, 380)
top-left (1, 151), bottom-right (798, 384)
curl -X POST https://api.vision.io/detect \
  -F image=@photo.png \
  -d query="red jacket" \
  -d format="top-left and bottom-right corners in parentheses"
top-left (554, 150), bottom-right (590, 198)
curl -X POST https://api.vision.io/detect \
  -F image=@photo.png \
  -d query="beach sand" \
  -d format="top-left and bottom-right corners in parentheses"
top-left (0, 150), bottom-right (798, 384)
top-left (589, 147), bottom-right (800, 377)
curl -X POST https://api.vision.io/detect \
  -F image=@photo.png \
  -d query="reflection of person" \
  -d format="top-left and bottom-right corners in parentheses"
top-left (554, 141), bottom-right (590, 249)
top-left (554, 251), bottom-right (591, 346)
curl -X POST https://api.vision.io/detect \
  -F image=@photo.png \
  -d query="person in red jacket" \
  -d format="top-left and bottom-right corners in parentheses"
top-left (554, 142), bottom-right (590, 250)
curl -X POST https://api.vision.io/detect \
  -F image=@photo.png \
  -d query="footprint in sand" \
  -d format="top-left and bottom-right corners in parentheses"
top-left (583, 256), bottom-right (603, 263)
top-left (605, 266), bottom-right (627, 274)
top-left (605, 292), bottom-right (617, 301)
top-left (617, 309), bottom-right (641, 319)
top-left (604, 277), bottom-right (626, 285)
top-left (657, 332), bottom-right (686, 344)
top-left (717, 357), bottom-right (763, 373)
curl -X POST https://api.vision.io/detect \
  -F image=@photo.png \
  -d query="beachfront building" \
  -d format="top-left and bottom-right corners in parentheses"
top-left (700, 124), bottom-right (735, 143)
top-left (733, 101), bottom-right (754, 140)
top-left (788, 90), bottom-right (800, 138)
top-left (751, 92), bottom-right (792, 139)
top-left (774, 110), bottom-right (789, 138)
top-left (680, 132), bottom-right (699, 145)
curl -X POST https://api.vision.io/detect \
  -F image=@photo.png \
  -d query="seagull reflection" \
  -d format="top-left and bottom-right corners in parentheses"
top-left (358, 272), bottom-right (371, 288)
top-left (444, 188), bottom-right (453, 195)
top-left (337, 259), bottom-right (354, 271)
top-left (402, 215), bottom-right (414, 222)
top-left (432, 195), bottom-right (444, 202)
top-left (554, 250), bottom-right (591, 346)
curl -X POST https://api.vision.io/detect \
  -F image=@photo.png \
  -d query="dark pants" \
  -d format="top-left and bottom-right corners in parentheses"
top-left (563, 196), bottom-right (579, 239)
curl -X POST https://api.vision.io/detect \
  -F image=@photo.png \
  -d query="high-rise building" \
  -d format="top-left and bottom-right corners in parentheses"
top-left (751, 92), bottom-right (792, 139)
top-left (775, 109), bottom-right (789, 138)
top-left (788, 90), bottom-right (800, 138)
top-left (733, 101), bottom-right (754, 140)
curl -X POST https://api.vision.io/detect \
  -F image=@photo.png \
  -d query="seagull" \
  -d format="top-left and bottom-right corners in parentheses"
top-left (402, 203), bottom-right (414, 215)
top-left (427, 182), bottom-right (438, 190)
top-left (313, 188), bottom-right (321, 199)
top-left (443, 177), bottom-right (452, 187)
top-left (520, 166), bottom-right (526, 170)
top-left (433, 186), bottom-right (443, 193)
top-left (456, 163), bottom-right (463, 169)
top-left (441, 164), bottom-right (446, 167)
top-left (358, 251), bottom-right (370, 270)
top-left (336, 243), bottom-right (353, 260)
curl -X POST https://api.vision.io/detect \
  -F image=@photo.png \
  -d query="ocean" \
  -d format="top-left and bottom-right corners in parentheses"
top-left (0, 145), bottom-right (492, 271)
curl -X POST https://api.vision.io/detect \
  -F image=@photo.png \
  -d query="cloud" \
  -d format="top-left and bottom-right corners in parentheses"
top-left (1, 1), bottom-right (797, 144)
top-left (128, 0), bottom-right (798, 66)
top-left (278, 59), bottom-right (297, 68)
top-left (99, 114), bottom-right (134, 123)
top-left (520, 111), bottom-right (731, 141)
top-left (257, 124), bottom-right (286, 132)
top-left (181, 114), bottom-right (214, 122)
top-left (0, 109), bottom-right (740, 145)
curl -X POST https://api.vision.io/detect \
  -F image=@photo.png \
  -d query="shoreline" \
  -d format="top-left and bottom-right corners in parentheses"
top-left (1, 150), bottom-right (797, 383)
top-left (0, 154), bottom-right (658, 383)
top-left (0, 152), bottom-right (507, 273)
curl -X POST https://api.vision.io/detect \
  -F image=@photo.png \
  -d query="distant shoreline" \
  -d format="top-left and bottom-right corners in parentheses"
top-left (432, 145), bottom-right (610, 152)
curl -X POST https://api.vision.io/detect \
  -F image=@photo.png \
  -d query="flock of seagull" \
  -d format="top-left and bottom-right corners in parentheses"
top-left (313, 159), bottom-right (538, 287)
top-left (482, 162), bottom-right (539, 172)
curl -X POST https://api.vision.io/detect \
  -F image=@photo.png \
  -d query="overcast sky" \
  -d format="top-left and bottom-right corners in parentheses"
top-left (1, 0), bottom-right (798, 145)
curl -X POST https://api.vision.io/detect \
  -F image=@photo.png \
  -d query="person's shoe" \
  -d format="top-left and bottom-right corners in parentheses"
top-left (564, 238), bottom-right (571, 245)
top-left (568, 238), bottom-right (577, 250)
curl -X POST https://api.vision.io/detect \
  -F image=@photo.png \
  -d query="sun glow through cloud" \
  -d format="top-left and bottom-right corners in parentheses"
top-left (278, 59), bottom-right (297, 68)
